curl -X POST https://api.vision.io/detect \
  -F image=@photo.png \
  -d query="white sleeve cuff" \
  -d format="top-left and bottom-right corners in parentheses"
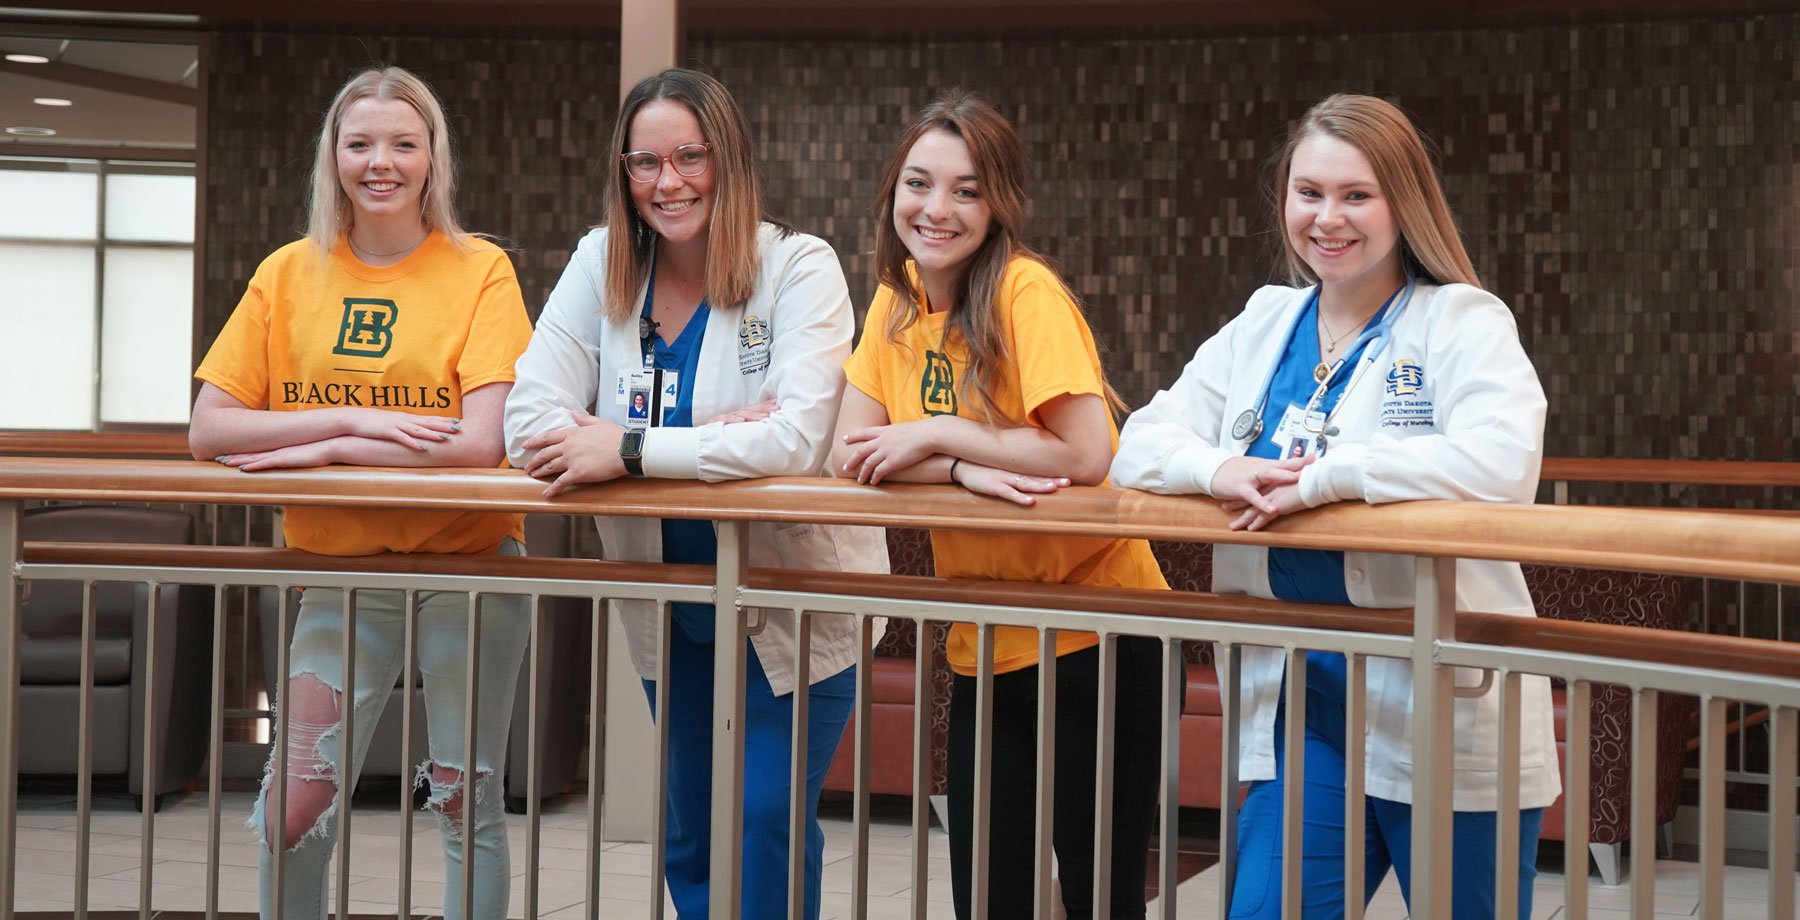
top-left (641, 426), bottom-right (702, 479)
top-left (1299, 443), bottom-right (1367, 508)
top-left (1170, 444), bottom-right (1232, 497)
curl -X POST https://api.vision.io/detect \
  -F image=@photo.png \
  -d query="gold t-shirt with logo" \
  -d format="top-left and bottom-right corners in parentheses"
top-left (843, 257), bottom-right (1168, 676)
top-left (196, 232), bottom-right (530, 556)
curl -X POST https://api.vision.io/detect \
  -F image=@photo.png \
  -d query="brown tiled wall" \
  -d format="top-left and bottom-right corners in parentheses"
top-left (204, 16), bottom-right (1798, 468)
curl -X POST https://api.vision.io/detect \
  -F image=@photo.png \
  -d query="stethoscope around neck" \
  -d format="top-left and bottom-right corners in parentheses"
top-left (1229, 273), bottom-right (1417, 447)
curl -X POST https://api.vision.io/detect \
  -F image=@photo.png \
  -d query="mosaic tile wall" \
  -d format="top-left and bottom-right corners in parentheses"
top-left (204, 15), bottom-right (1799, 472)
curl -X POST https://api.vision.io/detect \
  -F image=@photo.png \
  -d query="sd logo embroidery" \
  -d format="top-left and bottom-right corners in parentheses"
top-left (737, 314), bottom-right (771, 375)
top-left (1385, 358), bottom-right (1424, 398)
top-left (920, 350), bottom-right (958, 416)
top-left (333, 298), bottom-right (398, 358)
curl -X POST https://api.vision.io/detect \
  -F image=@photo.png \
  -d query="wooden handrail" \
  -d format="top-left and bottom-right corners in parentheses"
top-left (4, 432), bottom-right (1797, 489)
top-left (2, 457), bottom-right (1798, 585)
top-left (1540, 457), bottom-right (1800, 488)
top-left (1458, 612), bottom-right (1800, 682)
top-left (24, 542), bottom-right (1800, 683)
top-left (0, 431), bottom-right (190, 458)
top-left (21, 541), bottom-right (1410, 635)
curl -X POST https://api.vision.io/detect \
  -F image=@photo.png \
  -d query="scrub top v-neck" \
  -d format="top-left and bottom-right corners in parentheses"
top-left (641, 272), bottom-right (719, 644)
top-left (1243, 291), bottom-right (1389, 696)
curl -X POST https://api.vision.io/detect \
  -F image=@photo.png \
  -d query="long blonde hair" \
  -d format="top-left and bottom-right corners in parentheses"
top-left (1272, 94), bottom-right (1481, 289)
top-left (306, 66), bottom-right (473, 257)
top-left (872, 90), bottom-right (1123, 426)
top-left (600, 68), bottom-right (774, 321)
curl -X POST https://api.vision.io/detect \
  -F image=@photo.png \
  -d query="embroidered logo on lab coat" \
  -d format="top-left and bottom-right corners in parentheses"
top-left (1380, 359), bottom-right (1432, 429)
top-left (1385, 359), bottom-right (1424, 397)
top-left (737, 314), bottom-right (771, 375)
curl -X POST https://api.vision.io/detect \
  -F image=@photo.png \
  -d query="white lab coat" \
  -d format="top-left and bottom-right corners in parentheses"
top-left (505, 223), bottom-right (887, 697)
top-left (1111, 281), bottom-right (1560, 810)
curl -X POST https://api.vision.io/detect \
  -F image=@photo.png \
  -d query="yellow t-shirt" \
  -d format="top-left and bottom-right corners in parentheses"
top-left (844, 257), bottom-right (1168, 676)
top-left (196, 231), bottom-right (530, 556)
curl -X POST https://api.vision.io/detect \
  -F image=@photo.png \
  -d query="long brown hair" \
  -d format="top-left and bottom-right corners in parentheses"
top-left (872, 90), bottom-right (1123, 426)
top-left (307, 66), bottom-right (475, 259)
top-left (1272, 94), bottom-right (1482, 289)
top-left (600, 68), bottom-right (770, 321)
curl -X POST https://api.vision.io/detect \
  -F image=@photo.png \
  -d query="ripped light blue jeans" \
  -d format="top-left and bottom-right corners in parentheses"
top-left (252, 539), bottom-right (530, 920)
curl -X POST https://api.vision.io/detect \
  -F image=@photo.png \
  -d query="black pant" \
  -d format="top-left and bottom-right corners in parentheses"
top-left (947, 636), bottom-right (1165, 920)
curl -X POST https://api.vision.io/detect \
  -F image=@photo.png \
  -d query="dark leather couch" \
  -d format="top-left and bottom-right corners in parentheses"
top-left (16, 505), bottom-right (214, 811)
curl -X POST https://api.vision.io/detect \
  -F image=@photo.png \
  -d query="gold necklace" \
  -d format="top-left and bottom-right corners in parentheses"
top-left (1314, 305), bottom-right (1382, 383)
top-left (1318, 307), bottom-right (1378, 356)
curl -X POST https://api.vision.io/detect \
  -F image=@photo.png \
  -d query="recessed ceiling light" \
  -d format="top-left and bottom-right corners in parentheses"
top-left (4, 53), bottom-right (51, 64)
top-left (33, 97), bottom-right (72, 107)
top-left (5, 126), bottom-right (57, 136)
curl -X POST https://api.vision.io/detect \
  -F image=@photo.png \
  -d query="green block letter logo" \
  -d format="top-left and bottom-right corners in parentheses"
top-left (333, 298), bottom-right (398, 358)
top-left (920, 350), bottom-right (958, 416)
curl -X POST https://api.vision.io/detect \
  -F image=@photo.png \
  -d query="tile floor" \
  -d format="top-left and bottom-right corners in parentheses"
top-left (9, 787), bottom-right (1796, 919)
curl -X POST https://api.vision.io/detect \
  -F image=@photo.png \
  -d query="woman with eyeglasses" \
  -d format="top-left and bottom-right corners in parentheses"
top-left (504, 67), bottom-right (886, 920)
top-left (1111, 94), bottom-right (1557, 919)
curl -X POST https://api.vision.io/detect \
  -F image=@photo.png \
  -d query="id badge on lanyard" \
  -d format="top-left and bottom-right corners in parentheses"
top-left (1271, 404), bottom-right (1321, 458)
top-left (618, 353), bottom-right (678, 430)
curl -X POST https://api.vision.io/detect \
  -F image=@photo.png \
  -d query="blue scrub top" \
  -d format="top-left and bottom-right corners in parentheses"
top-left (641, 270), bottom-right (720, 644)
top-left (1244, 290), bottom-right (1391, 696)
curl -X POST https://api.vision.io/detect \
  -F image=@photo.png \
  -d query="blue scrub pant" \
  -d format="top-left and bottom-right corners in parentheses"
top-left (1229, 667), bottom-right (1544, 920)
top-left (643, 631), bottom-right (856, 920)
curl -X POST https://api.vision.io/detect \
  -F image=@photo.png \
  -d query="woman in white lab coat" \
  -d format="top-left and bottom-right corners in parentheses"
top-left (1110, 93), bottom-right (1559, 920)
top-left (503, 67), bottom-right (885, 920)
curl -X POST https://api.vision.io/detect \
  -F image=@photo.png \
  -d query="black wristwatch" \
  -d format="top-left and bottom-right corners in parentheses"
top-left (619, 428), bottom-right (645, 477)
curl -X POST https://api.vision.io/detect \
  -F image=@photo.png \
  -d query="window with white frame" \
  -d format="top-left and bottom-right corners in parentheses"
top-left (0, 156), bottom-right (195, 429)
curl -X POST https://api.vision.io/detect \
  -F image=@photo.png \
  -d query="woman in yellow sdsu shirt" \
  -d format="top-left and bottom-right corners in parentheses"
top-left (831, 91), bottom-right (1168, 920)
top-left (188, 67), bottom-right (531, 920)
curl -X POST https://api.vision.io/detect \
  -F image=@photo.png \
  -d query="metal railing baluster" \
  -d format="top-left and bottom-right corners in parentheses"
top-left (398, 589), bottom-right (418, 920)
top-left (1156, 635), bottom-right (1181, 920)
top-left (1563, 679), bottom-right (1591, 920)
top-left (971, 622), bottom-right (995, 920)
top-left (205, 583), bottom-right (225, 920)
top-left (1494, 669), bottom-right (1522, 920)
top-left (849, 613), bottom-right (875, 920)
top-left (910, 619), bottom-right (934, 920)
top-left (709, 523), bottom-right (749, 920)
top-left (786, 609), bottom-right (812, 920)
top-left (1034, 626), bottom-right (1058, 920)
top-left (1410, 557), bottom-right (1457, 919)
top-left (1700, 694), bottom-right (1729, 919)
top-left (76, 580), bottom-right (97, 920)
top-left (459, 592), bottom-right (482, 919)
top-left (1629, 689), bottom-right (1659, 915)
top-left (334, 588), bottom-right (355, 920)
top-left (1769, 706), bottom-right (1797, 920)
top-left (1091, 632), bottom-right (1118, 919)
top-left (1343, 652), bottom-right (1366, 920)
top-left (526, 594), bottom-right (544, 920)
top-left (138, 578), bottom-right (161, 920)
top-left (1280, 647), bottom-right (1306, 919)
top-left (1217, 642), bottom-right (1241, 919)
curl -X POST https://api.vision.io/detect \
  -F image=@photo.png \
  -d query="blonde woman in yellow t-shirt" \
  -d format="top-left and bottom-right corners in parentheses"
top-left (831, 91), bottom-right (1169, 920)
top-left (188, 67), bottom-right (532, 920)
